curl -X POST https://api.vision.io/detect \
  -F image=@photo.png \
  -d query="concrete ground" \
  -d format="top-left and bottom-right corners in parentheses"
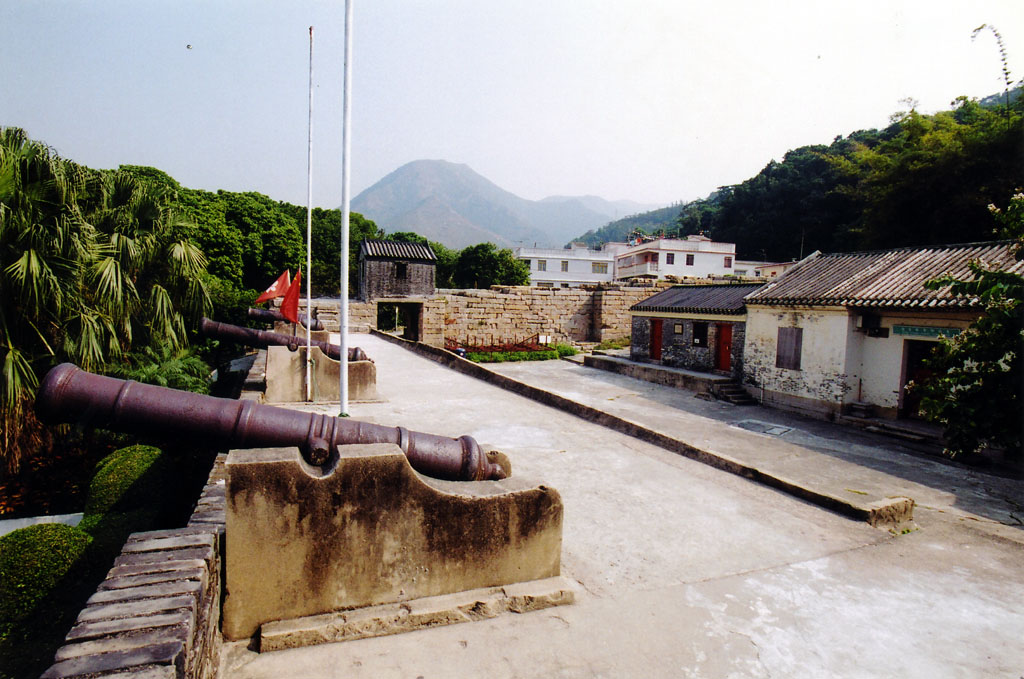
top-left (221, 334), bottom-right (1024, 679)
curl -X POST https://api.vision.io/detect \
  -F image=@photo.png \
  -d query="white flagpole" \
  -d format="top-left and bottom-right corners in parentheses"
top-left (339, 0), bottom-right (353, 416)
top-left (305, 26), bottom-right (315, 402)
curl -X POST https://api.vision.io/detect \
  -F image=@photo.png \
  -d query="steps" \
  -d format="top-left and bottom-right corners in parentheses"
top-left (714, 381), bottom-right (756, 405)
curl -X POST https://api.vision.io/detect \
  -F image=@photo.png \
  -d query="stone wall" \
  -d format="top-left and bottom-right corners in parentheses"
top-left (310, 283), bottom-right (670, 348)
top-left (41, 456), bottom-right (227, 679)
top-left (360, 259), bottom-right (435, 300)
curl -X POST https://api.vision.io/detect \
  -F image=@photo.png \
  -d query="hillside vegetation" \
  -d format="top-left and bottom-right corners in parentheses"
top-left (578, 91), bottom-right (1024, 260)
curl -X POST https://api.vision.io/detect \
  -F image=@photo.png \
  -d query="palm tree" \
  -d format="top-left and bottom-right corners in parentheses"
top-left (0, 128), bottom-right (96, 469)
top-left (0, 128), bottom-right (212, 472)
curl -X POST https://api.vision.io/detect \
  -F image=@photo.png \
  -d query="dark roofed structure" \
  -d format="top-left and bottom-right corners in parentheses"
top-left (745, 241), bottom-right (1022, 308)
top-left (358, 239), bottom-right (437, 300)
top-left (360, 239), bottom-right (437, 262)
top-left (631, 283), bottom-right (764, 315)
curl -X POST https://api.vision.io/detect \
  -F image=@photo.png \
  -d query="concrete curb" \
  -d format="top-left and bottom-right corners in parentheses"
top-left (371, 331), bottom-right (914, 527)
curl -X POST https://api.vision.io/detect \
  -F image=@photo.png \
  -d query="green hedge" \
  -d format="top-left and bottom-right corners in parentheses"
top-left (0, 524), bottom-right (93, 638)
top-left (467, 350), bottom-right (559, 363)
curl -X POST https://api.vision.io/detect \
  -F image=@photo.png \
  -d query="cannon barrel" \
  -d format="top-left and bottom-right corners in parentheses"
top-left (35, 364), bottom-right (504, 482)
top-left (200, 317), bottom-right (368, 362)
top-left (247, 307), bottom-right (325, 331)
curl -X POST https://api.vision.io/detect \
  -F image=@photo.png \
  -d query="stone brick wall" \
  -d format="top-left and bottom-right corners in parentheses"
top-left (630, 316), bottom-right (746, 380)
top-left (310, 283), bottom-right (670, 348)
top-left (41, 456), bottom-right (227, 679)
top-left (359, 259), bottom-right (434, 300)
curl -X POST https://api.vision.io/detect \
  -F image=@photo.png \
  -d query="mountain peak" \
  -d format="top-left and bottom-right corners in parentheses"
top-left (353, 160), bottom-right (662, 249)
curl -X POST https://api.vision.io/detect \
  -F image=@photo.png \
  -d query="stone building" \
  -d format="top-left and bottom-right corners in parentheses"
top-left (358, 239), bottom-right (436, 301)
top-left (742, 241), bottom-right (1023, 420)
top-left (629, 283), bottom-right (762, 380)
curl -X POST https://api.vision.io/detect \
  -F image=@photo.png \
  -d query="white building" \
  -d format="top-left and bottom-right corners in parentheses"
top-left (614, 235), bottom-right (737, 281)
top-left (514, 243), bottom-right (627, 288)
top-left (742, 242), bottom-right (1023, 421)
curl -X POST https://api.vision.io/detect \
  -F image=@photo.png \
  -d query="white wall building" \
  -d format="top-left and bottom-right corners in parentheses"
top-left (614, 235), bottom-right (737, 281)
top-left (742, 242), bottom-right (1023, 421)
top-left (514, 243), bottom-right (627, 288)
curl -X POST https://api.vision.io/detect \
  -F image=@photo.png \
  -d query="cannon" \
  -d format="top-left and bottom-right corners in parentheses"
top-left (247, 307), bottom-right (325, 331)
top-left (199, 317), bottom-right (368, 362)
top-left (35, 363), bottom-right (505, 481)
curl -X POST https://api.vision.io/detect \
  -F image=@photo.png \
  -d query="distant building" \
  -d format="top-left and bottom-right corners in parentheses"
top-left (615, 235), bottom-right (737, 281)
top-left (358, 239), bottom-right (436, 301)
top-left (753, 261), bottom-right (799, 279)
top-left (514, 242), bottom-right (627, 288)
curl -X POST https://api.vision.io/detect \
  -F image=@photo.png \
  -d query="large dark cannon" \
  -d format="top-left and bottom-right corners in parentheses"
top-left (199, 317), bottom-right (368, 362)
top-left (35, 363), bottom-right (505, 481)
top-left (247, 307), bottom-right (325, 331)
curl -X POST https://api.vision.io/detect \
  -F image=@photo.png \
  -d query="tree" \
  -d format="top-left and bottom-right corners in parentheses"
top-left (453, 243), bottom-right (529, 289)
top-left (0, 129), bottom-right (211, 471)
top-left (914, 192), bottom-right (1024, 459)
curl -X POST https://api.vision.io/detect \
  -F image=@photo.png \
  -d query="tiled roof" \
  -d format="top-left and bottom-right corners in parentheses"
top-left (360, 239), bottom-right (437, 261)
top-left (630, 283), bottom-right (764, 315)
top-left (745, 241), bottom-right (1023, 308)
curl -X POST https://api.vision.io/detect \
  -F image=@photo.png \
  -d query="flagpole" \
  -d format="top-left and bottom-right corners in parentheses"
top-left (305, 26), bottom-right (315, 402)
top-left (339, 0), bottom-right (353, 416)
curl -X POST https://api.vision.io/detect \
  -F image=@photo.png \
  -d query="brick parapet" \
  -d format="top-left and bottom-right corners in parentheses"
top-left (41, 455), bottom-right (228, 679)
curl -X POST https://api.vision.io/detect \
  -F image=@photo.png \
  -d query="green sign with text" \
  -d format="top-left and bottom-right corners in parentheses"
top-left (893, 325), bottom-right (961, 338)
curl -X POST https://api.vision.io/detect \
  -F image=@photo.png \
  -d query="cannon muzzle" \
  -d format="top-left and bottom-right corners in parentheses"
top-left (247, 307), bottom-right (325, 331)
top-left (199, 317), bottom-right (368, 362)
top-left (36, 363), bottom-right (504, 481)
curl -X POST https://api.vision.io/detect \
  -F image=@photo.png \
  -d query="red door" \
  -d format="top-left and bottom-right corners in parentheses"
top-left (650, 319), bottom-right (663, 360)
top-left (715, 323), bottom-right (732, 372)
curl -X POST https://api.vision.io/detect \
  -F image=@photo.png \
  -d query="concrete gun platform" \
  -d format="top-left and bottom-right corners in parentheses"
top-left (221, 333), bottom-right (1024, 679)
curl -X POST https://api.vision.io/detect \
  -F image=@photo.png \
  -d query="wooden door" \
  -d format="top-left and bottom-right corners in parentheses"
top-left (650, 319), bottom-right (663, 360)
top-left (715, 323), bottom-right (732, 372)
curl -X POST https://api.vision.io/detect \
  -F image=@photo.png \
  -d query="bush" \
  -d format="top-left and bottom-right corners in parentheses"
top-left (467, 350), bottom-right (559, 363)
top-left (595, 337), bottom-right (631, 350)
top-left (80, 444), bottom-right (168, 521)
top-left (0, 524), bottom-right (93, 639)
top-left (553, 343), bottom-right (578, 358)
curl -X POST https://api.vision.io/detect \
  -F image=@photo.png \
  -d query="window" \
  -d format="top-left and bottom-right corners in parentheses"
top-left (776, 327), bottom-right (803, 370)
top-left (592, 262), bottom-right (608, 274)
top-left (724, 256), bottom-right (733, 268)
top-left (693, 322), bottom-right (709, 347)
top-left (537, 260), bottom-right (547, 271)
top-left (666, 253), bottom-right (675, 265)
top-left (537, 281), bottom-right (553, 288)
top-left (561, 283), bottom-right (570, 288)
top-left (685, 254), bottom-right (695, 266)
top-left (395, 262), bottom-right (408, 280)
top-left (561, 260), bottom-right (569, 272)
top-left (523, 259), bottom-right (531, 269)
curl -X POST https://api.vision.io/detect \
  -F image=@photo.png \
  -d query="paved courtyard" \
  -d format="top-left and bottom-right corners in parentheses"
top-left (221, 334), bottom-right (1024, 678)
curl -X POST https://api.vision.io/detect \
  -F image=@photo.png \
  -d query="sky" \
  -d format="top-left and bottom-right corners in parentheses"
top-left (2, 1), bottom-right (1021, 211)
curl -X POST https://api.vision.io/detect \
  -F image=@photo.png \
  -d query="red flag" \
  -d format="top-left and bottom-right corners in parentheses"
top-left (255, 270), bottom-right (291, 304)
top-left (281, 269), bottom-right (301, 324)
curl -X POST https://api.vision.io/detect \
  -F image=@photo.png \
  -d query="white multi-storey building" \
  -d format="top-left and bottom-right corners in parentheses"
top-left (514, 242), bottom-right (627, 288)
top-left (614, 235), bottom-right (737, 281)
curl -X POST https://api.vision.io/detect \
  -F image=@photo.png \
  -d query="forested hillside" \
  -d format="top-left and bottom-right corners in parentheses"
top-left (578, 91), bottom-right (1024, 261)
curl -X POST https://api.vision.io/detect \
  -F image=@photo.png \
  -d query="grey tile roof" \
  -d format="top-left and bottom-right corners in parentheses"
top-left (360, 239), bottom-right (437, 262)
top-left (745, 241), bottom-right (1023, 308)
top-left (631, 283), bottom-right (765, 315)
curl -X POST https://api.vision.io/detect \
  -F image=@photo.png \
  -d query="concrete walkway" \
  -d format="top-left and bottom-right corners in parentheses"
top-left (484, 354), bottom-right (1024, 540)
top-left (221, 334), bottom-right (1024, 679)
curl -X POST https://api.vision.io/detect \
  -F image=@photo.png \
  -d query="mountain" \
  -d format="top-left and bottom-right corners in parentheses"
top-left (351, 160), bottom-right (663, 249)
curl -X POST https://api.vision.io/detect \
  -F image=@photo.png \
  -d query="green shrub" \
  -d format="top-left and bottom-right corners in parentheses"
top-left (81, 444), bottom-right (168, 520)
top-left (467, 350), bottom-right (559, 363)
top-left (0, 524), bottom-right (92, 638)
top-left (595, 337), bottom-right (631, 350)
top-left (553, 343), bottom-right (578, 357)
